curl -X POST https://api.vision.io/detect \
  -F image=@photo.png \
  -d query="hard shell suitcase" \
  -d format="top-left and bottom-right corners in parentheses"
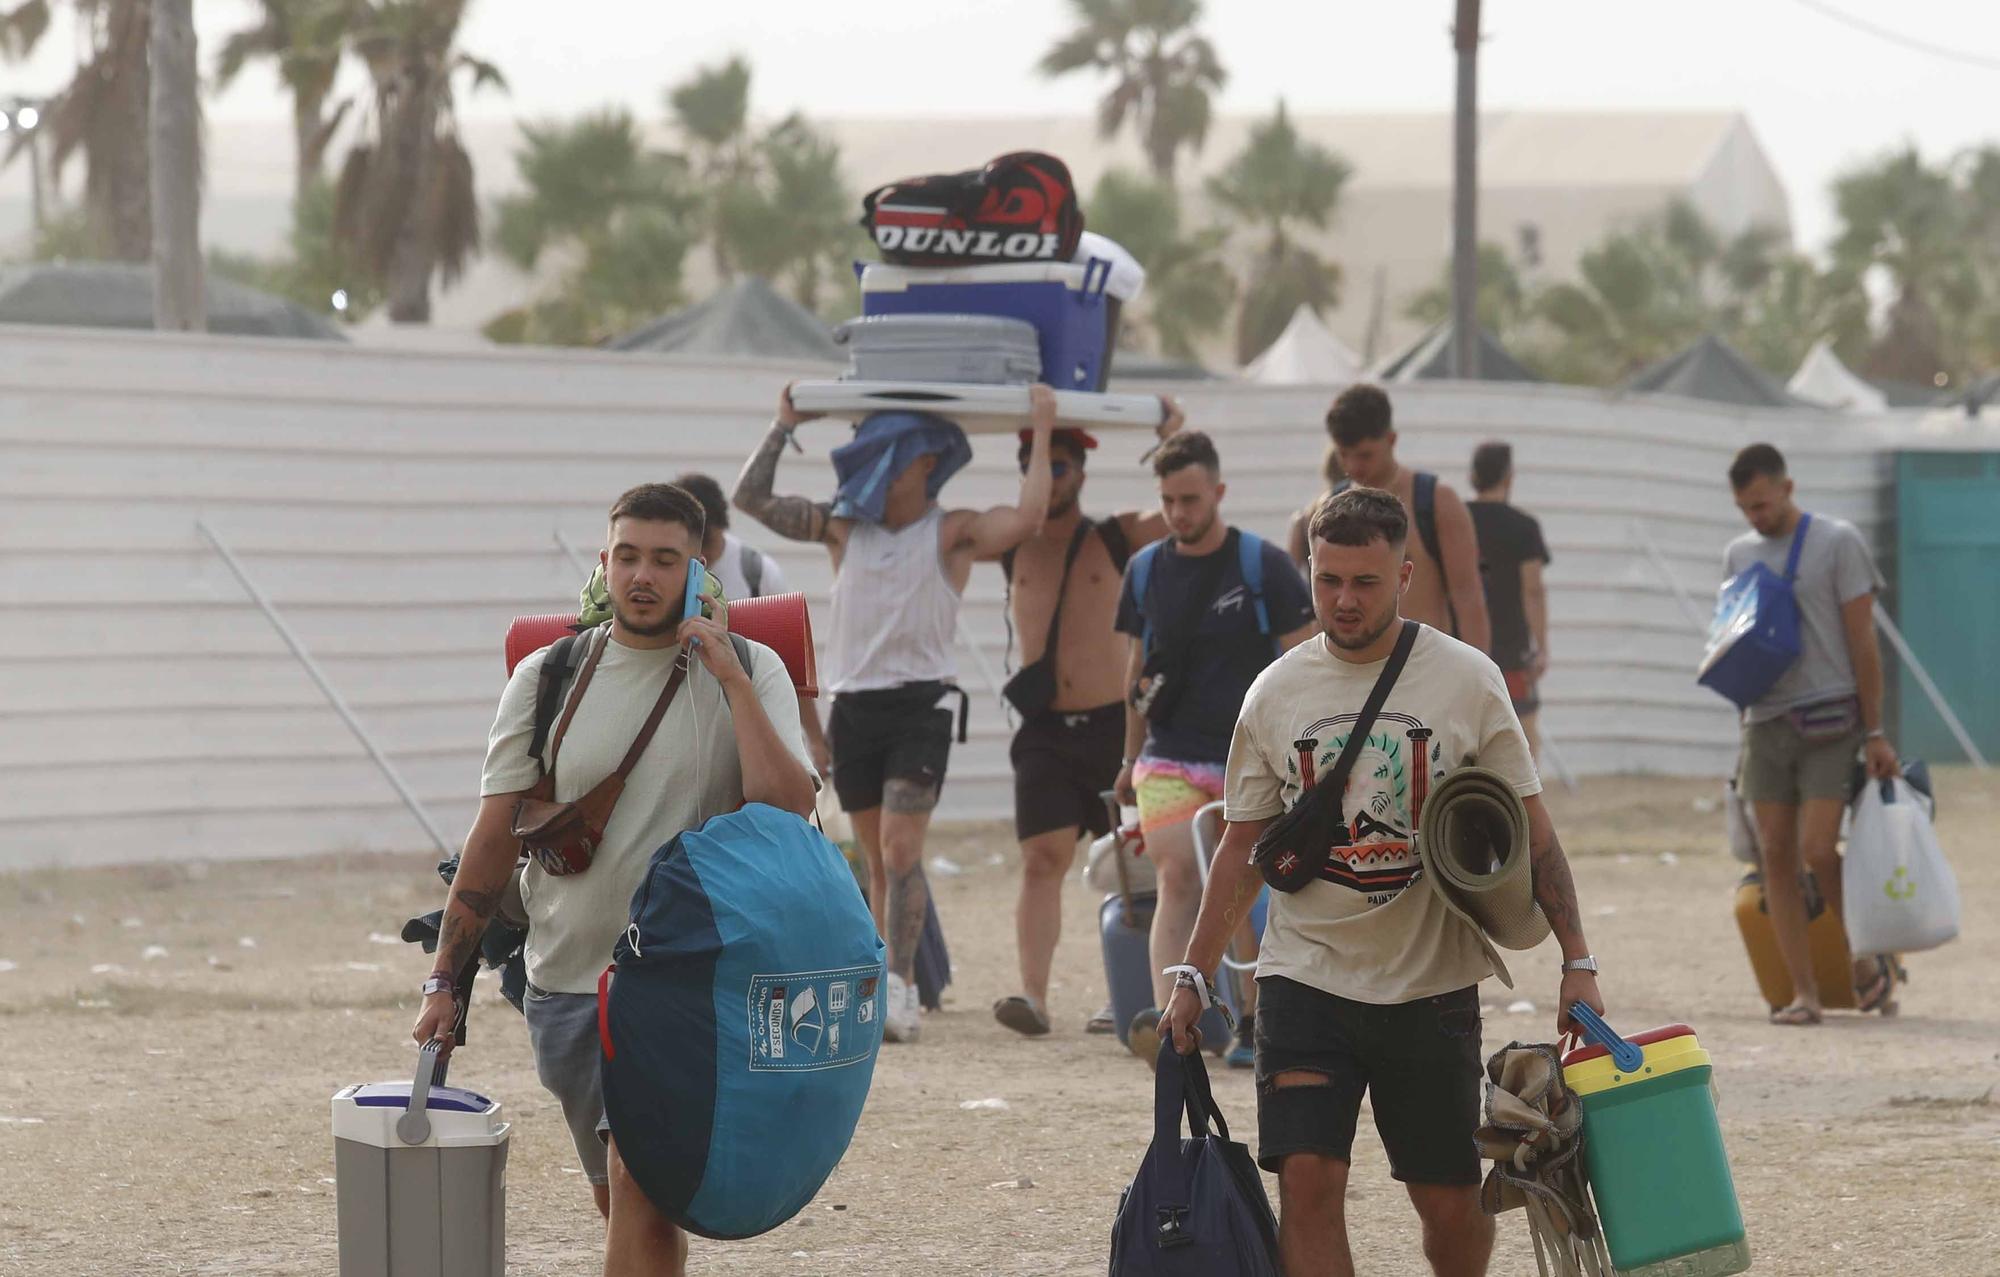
top-left (860, 260), bottom-right (1112, 390)
top-left (1732, 870), bottom-right (1857, 1011)
top-left (1099, 890), bottom-right (1231, 1053)
top-left (835, 313), bottom-right (1043, 385)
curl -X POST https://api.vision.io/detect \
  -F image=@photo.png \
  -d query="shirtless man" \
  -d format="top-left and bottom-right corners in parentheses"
top-left (734, 384), bottom-right (1055, 1043)
top-left (984, 405), bottom-right (1182, 1038)
top-left (1310, 384), bottom-right (1490, 652)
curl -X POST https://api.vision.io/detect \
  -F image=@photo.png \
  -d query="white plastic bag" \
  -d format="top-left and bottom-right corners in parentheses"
top-left (1085, 821), bottom-right (1155, 896)
top-left (1843, 777), bottom-right (1961, 956)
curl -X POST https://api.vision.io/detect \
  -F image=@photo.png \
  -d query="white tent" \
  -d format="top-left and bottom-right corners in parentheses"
top-left (1788, 339), bottom-right (1888, 412)
top-left (1244, 305), bottom-right (1362, 384)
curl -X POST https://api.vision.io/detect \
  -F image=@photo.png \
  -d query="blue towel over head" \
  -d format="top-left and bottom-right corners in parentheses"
top-left (830, 411), bottom-right (971, 523)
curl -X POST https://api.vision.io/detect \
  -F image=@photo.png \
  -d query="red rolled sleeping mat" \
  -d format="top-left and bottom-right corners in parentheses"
top-left (504, 592), bottom-right (819, 697)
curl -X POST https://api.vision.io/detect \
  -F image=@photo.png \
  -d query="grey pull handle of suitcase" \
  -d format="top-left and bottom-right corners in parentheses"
top-left (1102, 790), bottom-right (1139, 916)
top-left (396, 1040), bottom-right (446, 1146)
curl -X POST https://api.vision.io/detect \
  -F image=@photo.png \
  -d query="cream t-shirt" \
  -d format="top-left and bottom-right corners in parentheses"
top-left (481, 629), bottom-right (813, 994)
top-left (1224, 624), bottom-right (1541, 1005)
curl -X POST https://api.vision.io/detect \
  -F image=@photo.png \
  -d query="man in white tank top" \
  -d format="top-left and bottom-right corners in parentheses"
top-left (734, 383), bottom-right (1058, 1043)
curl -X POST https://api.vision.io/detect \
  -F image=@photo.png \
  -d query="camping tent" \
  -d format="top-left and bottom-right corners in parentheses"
top-left (1373, 320), bottom-right (1539, 383)
top-left (0, 261), bottom-right (344, 340)
top-left (1621, 334), bottom-right (1805, 409)
top-left (1244, 304), bottom-right (1361, 384)
top-left (1788, 339), bottom-right (1888, 412)
top-left (608, 276), bottom-right (842, 361)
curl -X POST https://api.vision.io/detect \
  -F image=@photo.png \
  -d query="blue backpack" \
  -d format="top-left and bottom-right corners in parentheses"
top-left (1110, 1042), bottom-right (1280, 1276)
top-left (1130, 530), bottom-right (1274, 654)
top-left (1698, 513), bottom-right (1811, 709)
top-left (600, 804), bottom-right (885, 1239)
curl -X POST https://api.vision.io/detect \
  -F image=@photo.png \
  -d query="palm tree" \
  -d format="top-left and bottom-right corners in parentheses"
top-left (2, 0), bottom-right (153, 262)
top-left (1404, 242), bottom-right (1527, 336)
top-left (1206, 101), bottom-right (1350, 364)
top-left (1729, 255), bottom-right (1868, 379)
top-left (722, 116), bottom-right (864, 314)
top-left (1038, 0), bottom-right (1225, 182)
top-left (667, 55), bottom-right (756, 280)
top-left (1086, 168), bottom-right (1233, 360)
top-left (1831, 147), bottom-right (1975, 385)
top-left (488, 110), bottom-right (696, 345)
top-left (214, 0), bottom-right (358, 205)
top-left (332, 0), bottom-right (504, 322)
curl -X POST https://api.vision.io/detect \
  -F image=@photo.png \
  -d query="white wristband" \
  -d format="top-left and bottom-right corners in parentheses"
top-left (1162, 964), bottom-right (1215, 1009)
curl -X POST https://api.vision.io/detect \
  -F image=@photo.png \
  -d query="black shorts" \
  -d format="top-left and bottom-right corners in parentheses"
top-left (1009, 704), bottom-right (1125, 841)
top-left (827, 683), bottom-right (955, 813)
top-left (1253, 976), bottom-right (1483, 1185)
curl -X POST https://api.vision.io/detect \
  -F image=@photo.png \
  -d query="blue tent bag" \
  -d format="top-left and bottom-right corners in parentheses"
top-left (601, 804), bottom-right (885, 1239)
top-left (1110, 1042), bottom-right (1280, 1276)
top-left (1697, 514), bottom-right (1810, 709)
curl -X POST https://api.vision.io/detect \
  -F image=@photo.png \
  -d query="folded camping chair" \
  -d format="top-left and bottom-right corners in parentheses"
top-left (1476, 1041), bottom-right (1613, 1277)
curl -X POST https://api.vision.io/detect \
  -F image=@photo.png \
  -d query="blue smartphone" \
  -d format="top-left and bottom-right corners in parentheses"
top-left (682, 559), bottom-right (707, 646)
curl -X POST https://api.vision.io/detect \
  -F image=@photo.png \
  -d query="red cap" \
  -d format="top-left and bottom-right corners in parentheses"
top-left (1019, 427), bottom-right (1099, 450)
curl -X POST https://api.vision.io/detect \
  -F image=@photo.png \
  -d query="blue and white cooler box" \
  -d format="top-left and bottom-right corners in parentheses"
top-left (602, 803), bottom-right (886, 1239)
top-left (331, 1059), bottom-right (509, 1277)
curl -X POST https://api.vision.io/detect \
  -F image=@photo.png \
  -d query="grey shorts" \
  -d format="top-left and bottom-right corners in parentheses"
top-left (523, 983), bottom-right (609, 1184)
top-left (1738, 713), bottom-right (1861, 806)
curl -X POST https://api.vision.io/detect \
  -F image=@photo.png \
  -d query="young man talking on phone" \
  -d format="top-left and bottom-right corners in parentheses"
top-left (1164, 487), bottom-right (1606, 1277)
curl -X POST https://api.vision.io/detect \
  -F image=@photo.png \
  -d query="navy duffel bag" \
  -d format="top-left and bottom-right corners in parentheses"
top-left (1110, 1041), bottom-right (1280, 1276)
top-left (601, 803), bottom-right (885, 1239)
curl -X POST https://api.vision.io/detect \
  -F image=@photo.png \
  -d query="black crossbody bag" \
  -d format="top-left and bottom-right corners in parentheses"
top-left (1252, 621), bottom-right (1422, 893)
top-left (1002, 519), bottom-right (1093, 719)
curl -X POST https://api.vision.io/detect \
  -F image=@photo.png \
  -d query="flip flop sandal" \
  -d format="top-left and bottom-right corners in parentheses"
top-left (1084, 1005), bottom-right (1116, 1035)
top-left (1856, 957), bottom-right (1898, 1015)
top-left (1769, 1002), bottom-right (1823, 1027)
top-left (993, 996), bottom-right (1052, 1037)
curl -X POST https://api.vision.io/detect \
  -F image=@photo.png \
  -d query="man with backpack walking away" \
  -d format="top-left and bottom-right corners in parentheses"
top-left (984, 405), bottom-right (1183, 1039)
top-left (735, 383), bottom-right (1056, 1044)
top-left (412, 483), bottom-right (817, 1277)
top-left (1724, 444), bottom-right (1900, 1026)
top-left (1118, 431), bottom-right (1317, 1068)
top-left (1291, 385), bottom-right (1490, 655)
top-left (675, 471), bottom-right (830, 778)
top-left (1465, 442), bottom-right (1552, 761)
top-left (1164, 486), bottom-right (1607, 1277)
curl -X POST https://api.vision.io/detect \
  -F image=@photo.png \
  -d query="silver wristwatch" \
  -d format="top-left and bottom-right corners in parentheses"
top-left (1560, 955), bottom-right (1599, 975)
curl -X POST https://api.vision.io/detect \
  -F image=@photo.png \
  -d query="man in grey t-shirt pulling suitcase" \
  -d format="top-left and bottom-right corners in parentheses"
top-left (1724, 444), bottom-right (1900, 1026)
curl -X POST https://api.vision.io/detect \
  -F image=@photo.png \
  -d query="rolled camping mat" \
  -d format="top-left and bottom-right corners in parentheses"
top-left (1418, 767), bottom-right (1552, 964)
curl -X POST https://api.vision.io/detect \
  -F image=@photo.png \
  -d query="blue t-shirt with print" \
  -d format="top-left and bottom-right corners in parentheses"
top-left (1115, 528), bottom-right (1315, 764)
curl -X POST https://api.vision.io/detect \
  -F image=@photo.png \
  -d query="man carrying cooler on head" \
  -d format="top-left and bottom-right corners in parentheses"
top-left (982, 403), bottom-right (1183, 1038)
top-left (1116, 430), bottom-right (1317, 1067)
top-left (1724, 443), bottom-right (1900, 1026)
top-left (1165, 486), bottom-right (1606, 1277)
top-left (412, 483), bottom-right (817, 1277)
top-left (1298, 384), bottom-right (1490, 654)
top-left (735, 384), bottom-right (1056, 1044)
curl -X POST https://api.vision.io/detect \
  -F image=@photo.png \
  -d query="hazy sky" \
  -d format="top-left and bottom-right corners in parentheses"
top-left (7, 0), bottom-right (1998, 253)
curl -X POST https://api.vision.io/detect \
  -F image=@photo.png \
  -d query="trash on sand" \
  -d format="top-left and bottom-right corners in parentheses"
top-left (0, 1116), bottom-right (46, 1125)
top-left (238, 936), bottom-right (258, 949)
top-left (1691, 797), bottom-right (1719, 815)
top-left (988, 1177), bottom-right (1034, 1190)
top-left (1506, 1000), bottom-right (1537, 1015)
top-left (120, 917), bottom-right (143, 929)
top-left (344, 961), bottom-right (383, 973)
top-left (367, 932), bottom-right (401, 946)
top-left (89, 963), bottom-right (127, 976)
top-left (0, 960), bottom-right (16, 974)
top-left (1658, 852), bottom-right (1680, 866)
top-left (1595, 905), bottom-right (1619, 917)
top-left (141, 945), bottom-right (169, 961)
top-left (959, 1097), bottom-right (1010, 1111)
top-left (929, 856), bottom-right (965, 877)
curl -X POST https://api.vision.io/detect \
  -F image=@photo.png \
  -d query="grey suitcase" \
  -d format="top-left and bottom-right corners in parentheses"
top-left (835, 313), bottom-right (1043, 384)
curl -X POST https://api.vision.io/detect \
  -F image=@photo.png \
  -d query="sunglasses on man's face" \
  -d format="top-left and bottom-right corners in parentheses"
top-left (1021, 460), bottom-right (1077, 478)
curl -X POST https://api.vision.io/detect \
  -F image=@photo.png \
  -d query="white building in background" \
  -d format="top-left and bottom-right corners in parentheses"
top-left (0, 111), bottom-right (1789, 360)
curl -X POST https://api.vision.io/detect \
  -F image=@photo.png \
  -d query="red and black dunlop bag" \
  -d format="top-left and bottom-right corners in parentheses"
top-left (860, 151), bottom-right (1085, 267)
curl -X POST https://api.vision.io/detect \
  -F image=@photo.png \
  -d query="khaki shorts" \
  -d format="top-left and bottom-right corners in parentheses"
top-left (1737, 715), bottom-right (1860, 805)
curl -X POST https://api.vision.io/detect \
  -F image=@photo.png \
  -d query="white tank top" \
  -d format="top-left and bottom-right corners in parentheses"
top-left (826, 507), bottom-right (960, 694)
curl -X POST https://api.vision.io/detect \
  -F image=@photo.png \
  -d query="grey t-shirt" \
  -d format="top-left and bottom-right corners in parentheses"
top-left (1722, 513), bottom-right (1879, 722)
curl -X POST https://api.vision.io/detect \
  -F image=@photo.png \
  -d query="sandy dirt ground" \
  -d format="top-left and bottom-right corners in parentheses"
top-left (1, 773), bottom-right (1995, 1276)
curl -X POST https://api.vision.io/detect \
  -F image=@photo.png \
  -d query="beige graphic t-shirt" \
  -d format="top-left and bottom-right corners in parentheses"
top-left (1224, 624), bottom-right (1541, 1005)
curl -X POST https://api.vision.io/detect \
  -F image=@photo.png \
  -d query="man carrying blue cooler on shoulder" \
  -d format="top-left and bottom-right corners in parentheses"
top-left (1724, 444), bottom-right (1900, 1026)
top-left (734, 383), bottom-right (1056, 1044)
top-left (1116, 430), bottom-right (1317, 1068)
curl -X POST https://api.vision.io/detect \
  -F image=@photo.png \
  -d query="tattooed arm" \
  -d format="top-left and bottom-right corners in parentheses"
top-left (411, 793), bottom-right (523, 1053)
top-left (732, 384), bottom-right (845, 549)
top-left (1523, 792), bottom-right (1606, 1035)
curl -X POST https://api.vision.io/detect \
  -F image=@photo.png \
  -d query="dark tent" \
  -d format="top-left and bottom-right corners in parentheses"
top-left (1374, 320), bottom-right (1540, 383)
top-left (607, 276), bottom-right (842, 361)
top-left (0, 261), bottom-right (344, 340)
top-left (1621, 334), bottom-right (1807, 409)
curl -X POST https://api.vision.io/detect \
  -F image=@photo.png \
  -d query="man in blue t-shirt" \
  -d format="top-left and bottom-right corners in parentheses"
top-left (1113, 431), bottom-right (1316, 1066)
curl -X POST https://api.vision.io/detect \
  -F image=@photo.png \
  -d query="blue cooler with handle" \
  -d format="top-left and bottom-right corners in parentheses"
top-left (859, 259), bottom-right (1112, 389)
top-left (1697, 514), bottom-right (1810, 708)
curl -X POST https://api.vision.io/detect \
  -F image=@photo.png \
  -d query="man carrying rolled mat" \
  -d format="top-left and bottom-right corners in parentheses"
top-left (1164, 486), bottom-right (1606, 1277)
top-left (1724, 443), bottom-right (1900, 1026)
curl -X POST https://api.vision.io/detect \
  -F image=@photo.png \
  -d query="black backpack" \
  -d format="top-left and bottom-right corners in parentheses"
top-left (861, 151), bottom-right (1085, 267)
top-left (1335, 471), bottom-right (1455, 636)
